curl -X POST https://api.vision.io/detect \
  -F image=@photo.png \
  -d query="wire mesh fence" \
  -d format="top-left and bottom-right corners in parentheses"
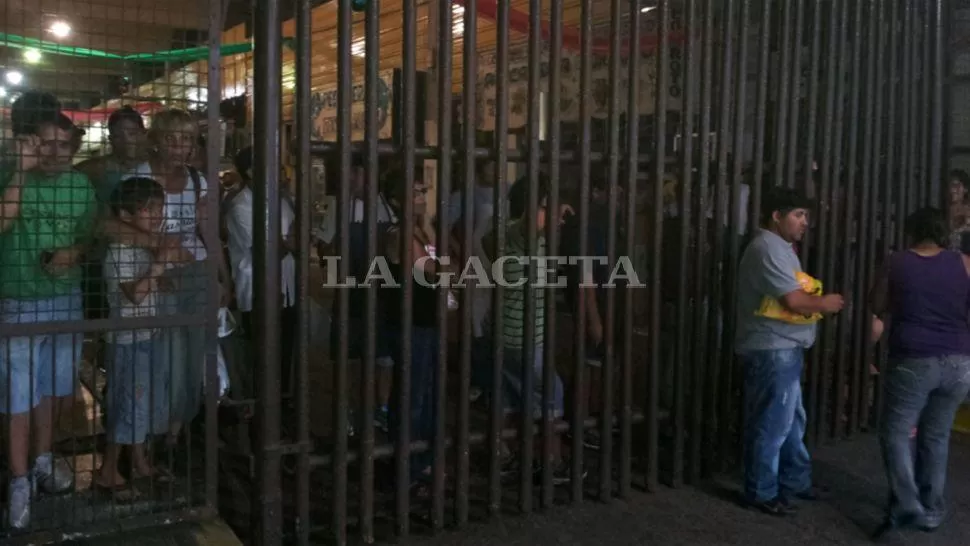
top-left (0, 0), bottom-right (953, 544)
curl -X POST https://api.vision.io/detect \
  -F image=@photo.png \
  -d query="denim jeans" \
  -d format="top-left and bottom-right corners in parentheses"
top-left (880, 355), bottom-right (970, 528)
top-left (741, 348), bottom-right (812, 503)
top-left (388, 326), bottom-right (439, 483)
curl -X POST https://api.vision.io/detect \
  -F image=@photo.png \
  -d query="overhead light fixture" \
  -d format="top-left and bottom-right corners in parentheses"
top-left (0, 87), bottom-right (6, 98)
top-left (49, 20), bottom-right (72, 39)
top-left (5, 71), bottom-right (24, 86)
top-left (641, 5), bottom-right (658, 13)
top-left (24, 48), bottom-right (42, 63)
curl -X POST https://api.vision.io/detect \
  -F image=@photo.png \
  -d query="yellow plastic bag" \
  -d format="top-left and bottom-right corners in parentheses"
top-left (755, 271), bottom-right (823, 325)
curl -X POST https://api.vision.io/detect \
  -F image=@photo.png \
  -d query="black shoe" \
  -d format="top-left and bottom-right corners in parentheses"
top-left (871, 514), bottom-right (918, 542)
top-left (792, 485), bottom-right (827, 501)
top-left (747, 497), bottom-right (796, 516)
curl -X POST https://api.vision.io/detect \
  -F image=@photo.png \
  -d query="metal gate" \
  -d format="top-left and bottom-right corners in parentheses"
top-left (0, 0), bottom-right (948, 544)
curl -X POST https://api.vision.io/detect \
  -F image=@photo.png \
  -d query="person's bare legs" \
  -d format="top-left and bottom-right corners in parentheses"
top-left (377, 367), bottom-right (392, 408)
top-left (31, 397), bottom-right (54, 462)
top-left (97, 443), bottom-right (126, 488)
top-left (7, 412), bottom-right (30, 479)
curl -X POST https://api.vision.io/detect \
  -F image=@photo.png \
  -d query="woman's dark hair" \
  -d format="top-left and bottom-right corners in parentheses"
top-left (234, 146), bottom-right (253, 182)
top-left (507, 174), bottom-right (551, 219)
top-left (107, 106), bottom-right (145, 135)
top-left (10, 91), bottom-right (61, 136)
top-left (904, 207), bottom-right (949, 247)
top-left (110, 177), bottom-right (165, 217)
top-left (949, 169), bottom-right (970, 194)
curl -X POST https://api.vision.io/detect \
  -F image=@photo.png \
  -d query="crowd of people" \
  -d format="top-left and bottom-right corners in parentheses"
top-left (1, 86), bottom-right (969, 541)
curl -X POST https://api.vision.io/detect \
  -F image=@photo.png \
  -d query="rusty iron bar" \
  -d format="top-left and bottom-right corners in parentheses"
top-left (253, 0), bottom-right (284, 541)
top-left (708, 0), bottom-right (735, 473)
top-left (749, 0), bottom-right (772, 231)
top-left (646, 0), bottom-right (669, 493)
top-left (357, 0), bottom-right (382, 542)
top-left (332, 0), bottom-right (353, 542)
top-left (799, 0), bottom-right (824, 268)
top-left (432, 0), bottom-right (455, 531)
top-left (784, 0), bottom-right (807, 189)
top-left (456, 0), bottom-right (479, 528)
top-left (519, 0), bottom-right (541, 514)
top-left (771, 0), bottom-right (794, 185)
top-left (542, 0), bottom-right (565, 509)
top-left (394, 0), bottom-right (418, 535)
top-left (721, 0), bottom-right (751, 469)
top-left (694, 0), bottom-right (716, 478)
top-left (806, 0), bottom-right (840, 448)
top-left (675, 0), bottom-right (699, 487)
top-left (929, 0), bottom-right (945, 204)
top-left (821, 0), bottom-right (850, 443)
top-left (487, 0), bottom-right (510, 518)
top-left (570, 0), bottom-right (593, 504)
top-left (850, 0), bottom-right (882, 438)
top-left (599, 0), bottom-right (622, 502)
top-left (203, 0), bottom-right (224, 514)
top-left (832, 0), bottom-right (866, 442)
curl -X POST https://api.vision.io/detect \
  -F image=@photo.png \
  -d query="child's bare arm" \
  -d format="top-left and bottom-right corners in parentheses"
top-left (120, 260), bottom-right (167, 305)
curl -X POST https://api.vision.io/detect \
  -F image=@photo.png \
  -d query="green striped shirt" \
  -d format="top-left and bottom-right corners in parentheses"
top-left (499, 221), bottom-right (546, 348)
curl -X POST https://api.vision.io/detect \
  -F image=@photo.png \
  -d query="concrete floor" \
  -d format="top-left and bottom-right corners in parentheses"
top-left (400, 434), bottom-right (970, 546)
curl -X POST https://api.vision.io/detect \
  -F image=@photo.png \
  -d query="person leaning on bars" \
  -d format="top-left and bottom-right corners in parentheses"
top-left (868, 207), bottom-right (970, 539)
top-left (120, 109), bottom-right (232, 445)
top-left (0, 92), bottom-right (98, 530)
top-left (734, 185), bottom-right (844, 516)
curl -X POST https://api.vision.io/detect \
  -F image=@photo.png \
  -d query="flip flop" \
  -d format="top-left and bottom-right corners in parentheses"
top-left (132, 466), bottom-right (175, 484)
top-left (93, 481), bottom-right (141, 503)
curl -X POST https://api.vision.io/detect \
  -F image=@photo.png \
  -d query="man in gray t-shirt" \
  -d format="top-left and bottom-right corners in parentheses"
top-left (735, 186), bottom-right (843, 516)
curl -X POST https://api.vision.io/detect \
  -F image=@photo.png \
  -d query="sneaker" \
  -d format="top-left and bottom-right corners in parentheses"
top-left (374, 405), bottom-right (390, 433)
top-left (469, 387), bottom-right (483, 403)
top-left (8, 476), bottom-right (30, 530)
top-left (746, 497), bottom-right (796, 517)
top-left (32, 454), bottom-right (73, 495)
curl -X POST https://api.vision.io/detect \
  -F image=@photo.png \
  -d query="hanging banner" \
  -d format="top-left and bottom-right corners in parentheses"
top-left (309, 70), bottom-right (395, 141)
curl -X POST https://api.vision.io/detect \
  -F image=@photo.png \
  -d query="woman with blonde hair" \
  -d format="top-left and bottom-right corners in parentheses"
top-left (122, 108), bottom-right (230, 446)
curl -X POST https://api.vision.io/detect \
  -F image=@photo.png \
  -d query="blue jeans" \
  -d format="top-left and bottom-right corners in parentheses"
top-left (105, 338), bottom-right (171, 444)
top-left (880, 355), bottom-right (970, 528)
top-left (0, 290), bottom-right (83, 415)
top-left (159, 261), bottom-right (208, 425)
top-left (741, 348), bottom-right (812, 503)
top-left (388, 326), bottom-right (438, 483)
top-left (471, 337), bottom-right (565, 420)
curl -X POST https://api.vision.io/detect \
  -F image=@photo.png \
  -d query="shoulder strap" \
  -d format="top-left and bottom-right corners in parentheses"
top-left (187, 165), bottom-right (202, 205)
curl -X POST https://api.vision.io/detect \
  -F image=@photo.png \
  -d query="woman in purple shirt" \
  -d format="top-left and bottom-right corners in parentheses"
top-left (870, 207), bottom-right (970, 537)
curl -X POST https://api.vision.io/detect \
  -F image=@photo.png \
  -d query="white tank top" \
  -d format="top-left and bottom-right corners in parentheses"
top-left (123, 162), bottom-right (208, 263)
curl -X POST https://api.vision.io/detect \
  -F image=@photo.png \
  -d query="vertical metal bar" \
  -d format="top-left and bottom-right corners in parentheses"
top-left (721, 0), bottom-right (750, 466)
top-left (647, 0), bottom-right (669, 493)
top-left (808, 0), bottom-right (843, 447)
top-left (772, 0), bottom-right (795, 184)
top-left (750, 0), bottom-right (772, 230)
top-left (396, 0), bottom-right (418, 535)
top-left (333, 0), bottom-right (353, 542)
top-left (833, 0), bottom-right (865, 441)
top-left (675, 0), bottom-right (699, 488)
top-left (929, 0), bottom-right (945, 204)
top-left (799, 0), bottom-right (823, 266)
top-left (858, 0), bottom-right (887, 432)
top-left (487, 0), bottom-right (510, 517)
top-left (694, 0), bottom-right (715, 478)
top-left (919, 1), bottom-right (932, 207)
top-left (570, 0), bottom-right (593, 503)
top-left (600, 0), bottom-right (622, 501)
top-left (359, 0), bottom-right (381, 541)
top-left (457, 0), bottom-right (478, 527)
top-left (876, 0), bottom-right (903, 432)
top-left (542, 0), bottom-right (564, 508)
top-left (205, 0), bottom-right (224, 513)
top-left (853, 0), bottom-right (883, 436)
top-left (819, 0), bottom-right (850, 443)
top-left (520, 0), bottom-right (541, 514)
top-left (254, 0), bottom-right (283, 541)
top-left (294, 0), bottom-right (312, 541)
top-left (432, 0), bottom-right (454, 531)
top-left (906, 0), bottom-right (920, 219)
top-left (784, 0), bottom-right (806, 188)
top-left (897, 0), bottom-right (913, 254)
top-left (708, 0), bottom-right (736, 471)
